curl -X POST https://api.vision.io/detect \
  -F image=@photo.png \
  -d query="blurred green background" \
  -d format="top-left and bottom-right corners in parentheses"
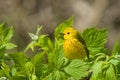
top-left (0, 0), bottom-right (120, 50)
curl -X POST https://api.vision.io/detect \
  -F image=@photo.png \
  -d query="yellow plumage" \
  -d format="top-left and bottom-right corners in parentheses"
top-left (62, 27), bottom-right (89, 59)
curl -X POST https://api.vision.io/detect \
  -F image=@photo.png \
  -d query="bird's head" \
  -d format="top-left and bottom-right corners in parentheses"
top-left (62, 27), bottom-right (79, 40)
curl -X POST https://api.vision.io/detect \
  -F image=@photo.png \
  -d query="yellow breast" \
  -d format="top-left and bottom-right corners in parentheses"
top-left (63, 39), bottom-right (87, 59)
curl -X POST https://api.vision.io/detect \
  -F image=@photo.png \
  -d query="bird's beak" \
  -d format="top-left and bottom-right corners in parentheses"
top-left (59, 32), bottom-right (64, 35)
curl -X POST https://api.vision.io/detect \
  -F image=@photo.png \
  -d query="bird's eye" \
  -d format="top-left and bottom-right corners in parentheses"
top-left (67, 32), bottom-right (70, 34)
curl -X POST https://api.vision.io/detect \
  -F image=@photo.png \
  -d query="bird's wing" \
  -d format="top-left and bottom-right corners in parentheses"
top-left (77, 33), bottom-right (89, 58)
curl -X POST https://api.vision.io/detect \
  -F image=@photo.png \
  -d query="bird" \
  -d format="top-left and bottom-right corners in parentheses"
top-left (62, 27), bottom-right (89, 60)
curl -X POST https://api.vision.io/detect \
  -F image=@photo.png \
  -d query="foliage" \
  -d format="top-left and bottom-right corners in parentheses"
top-left (0, 17), bottom-right (120, 80)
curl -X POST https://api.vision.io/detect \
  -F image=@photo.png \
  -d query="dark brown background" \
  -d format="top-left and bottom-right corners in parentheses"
top-left (0, 0), bottom-right (120, 50)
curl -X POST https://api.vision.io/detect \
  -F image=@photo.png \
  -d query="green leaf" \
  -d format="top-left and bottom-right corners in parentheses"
top-left (112, 41), bottom-right (120, 55)
top-left (104, 64), bottom-right (117, 80)
top-left (9, 52), bottom-right (28, 67)
top-left (42, 72), bottom-right (53, 80)
top-left (25, 25), bottom-right (53, 52)
top-left (45, 39), bottom-right (66, 80)
top-left (0, 70), bottom-right (5, 77)
top-left (1, 62), bottom-right (11, 79)
top-left (82, 27), bottom-right (108, 54)
top-left (31, 52), bottom-right (45, 66)
top-left (55, 16), bottom-right (73, 39)
top-left (11, 67), bottom-right (17, 76)
top-left (5, 43), bottom-right (17, 49)
top-left (52, 70), bottom-right (66, 80)
top-left (109, 58), bottom-right (120, 76)
top-left (0, 23), bottom-right (16, 50)
top-left (28, 25), bottom-right (42, 41)
top-left (11, 68), bottom-right (29, 80)
top-left (38, 35), bottom-right (53, 51)
top-left (25, 34), bottom-right (53, 52)
top-left (39, 64), bottom-right (51, 80)
top-left (94, 53), bottom-right (106, 62)
top-left (48, 41), bottom-right (64, 69)
top-left (12, 74), bottom-right (29, 80)
top-left (90, 61), bottom-right (105, 80)
top-left (31, 52), bottom-right (45, 77)
top-left (11, 62), bottom-right (36, 80)
top-left (24, 26), bottom-right (42, 52)
top-left (0, 25), bottom-right (13, 42)
top-left (24, 62), bottom-right (37, 80)
top-left (4, 26), bottom-right (13, 41)
top-left (28, 33), bottom-right (38, 41)
top-left (64, 59), bottom-right (90, 80)
top-left (24, 41), bottom-right (37, 52)
top-left (36, 25), bottom-right (42, 35)
top-left (0, 23), bottom-right (5, 32)
top-left (0, 47), bottom-right (5, 61)
top-left (91, 61), bottom-right (117, 80)
top-left (43, 70), bottom-right (66, 80)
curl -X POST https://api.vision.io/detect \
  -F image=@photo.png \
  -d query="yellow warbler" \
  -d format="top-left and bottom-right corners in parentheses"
top-left (62, 27), bottom-right (89, 60)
